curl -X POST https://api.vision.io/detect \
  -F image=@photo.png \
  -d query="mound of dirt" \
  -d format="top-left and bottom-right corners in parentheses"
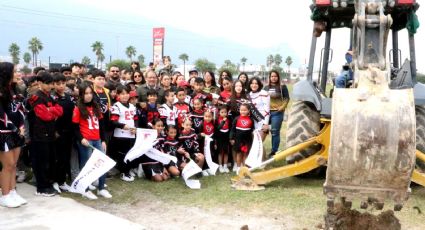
top-left (324, 204), bottom-right (401, 230)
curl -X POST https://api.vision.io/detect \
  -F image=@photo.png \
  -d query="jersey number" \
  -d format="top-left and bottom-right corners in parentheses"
top-left (125, 111), bottom-right (135, 120)
top-left (87, 116), bottom-right (99, 130)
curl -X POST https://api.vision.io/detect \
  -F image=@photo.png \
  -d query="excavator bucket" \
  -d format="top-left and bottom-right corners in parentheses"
top-left (324, 67), bottom-right (416, 210)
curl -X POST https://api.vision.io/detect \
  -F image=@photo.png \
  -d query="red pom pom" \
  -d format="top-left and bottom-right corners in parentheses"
top-left (241, 145), bottom-right (248, 154)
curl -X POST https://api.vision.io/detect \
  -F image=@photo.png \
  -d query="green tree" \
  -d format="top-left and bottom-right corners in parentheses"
top-left (417, 72), bottom-right (425, 84)
top-left (137, 54), bottom-right (146, 68)
top-left (179, 53), bottom-right (189, 76)
top-left (194, 58), bottom-right (216, 73)
top-left (23, 52), bottom-right (31, 65)
top-left (91, 41), bottom-right (104, 68)
top-left (8, 43), bottom-right (20, 65)
top-left (267, 55), bottom-right (274, 69)
top-left (106, 59), bottom-right (130, 71)
top-left (82, 56), bottom-right (91, 65)
top-left (285, 56), bottom-right (293, 78)
top-left (28, 37), bottom-right (43, 66)
top-left (125, 46), bottom-right (137, 61)
top-left (218, 60), bottom-right (238, 77)
top-left (240, 57), bottom-right (247, 72)
top-left (274, 54), bottom-right (283, 66)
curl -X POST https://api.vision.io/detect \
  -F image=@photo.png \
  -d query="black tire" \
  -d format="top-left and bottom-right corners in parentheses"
top-left (416, 105), bottom-right (425, 172)
top-left (285, 101), bottom-right (321, 163)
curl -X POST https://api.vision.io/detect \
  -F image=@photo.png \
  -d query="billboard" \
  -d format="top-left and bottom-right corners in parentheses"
top-left (153, 27), bottom-right (165, 66)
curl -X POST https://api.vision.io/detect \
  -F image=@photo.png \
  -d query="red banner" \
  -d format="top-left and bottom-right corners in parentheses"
top-left (153, 28), bottom-right (165, 65)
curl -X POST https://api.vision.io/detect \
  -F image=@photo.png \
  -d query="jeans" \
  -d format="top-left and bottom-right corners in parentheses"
top-left (77, 139), bottom-right (106, 190)
top-left (270, 111), bottom-right (284, 154)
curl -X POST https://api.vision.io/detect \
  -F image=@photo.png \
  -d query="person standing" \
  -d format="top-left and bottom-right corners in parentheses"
top-left (0, 62), bottom-right (27, 207)
top-left (264, 71), bottom-right (289, 156)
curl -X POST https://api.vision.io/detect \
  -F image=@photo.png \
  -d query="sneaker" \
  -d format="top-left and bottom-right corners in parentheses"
top-left (0, 193), bottom-right (21, 208)
top-left (10, 190), bottom-right (27, 206)
top-left (82, 191), bottom-right (98, 200)
top-left (223, 165), bottom-right (230, 173)
top-left (232, 164), bottom-right (237, 172)
top-left (236, 167), bottom-right (241, 174)
top-left (35, 188), bottom-right (56, 197)
top-left (218, 165), bottom-right (224, 173)
top-left (59, 183), bottom-right (71, 192)
top-left (120, 173), bottom-right (134, 182)
top-left (129, 168), bottom-right (137, 177)
top-left (52, 183), bottom-right (62, 194)
top-left (202, 170), bottom-right (209, 177)
top-left (16, 171), bottom-right (26, 183)
top-left (97, 189), bottom-right (112, 199)
top-left (88, 185), bottom-right (96, 191)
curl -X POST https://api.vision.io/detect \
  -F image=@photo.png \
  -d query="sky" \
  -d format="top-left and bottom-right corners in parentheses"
top-left (0, 0), bottom-right (424, 73)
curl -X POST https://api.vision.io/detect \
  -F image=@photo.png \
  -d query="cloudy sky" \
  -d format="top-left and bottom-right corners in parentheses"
top-left (0, 0), bottom-right (424, 72)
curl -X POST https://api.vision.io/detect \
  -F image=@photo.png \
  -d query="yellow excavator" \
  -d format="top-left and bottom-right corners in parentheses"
top-left (232, 0), bottom-right (425, 212)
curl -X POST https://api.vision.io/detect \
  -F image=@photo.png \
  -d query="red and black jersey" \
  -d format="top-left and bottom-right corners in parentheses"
top-left (230, 115), bottom-right (254, 140)
top-left (163, 136), bottom-right (179, 157)
top-left (153, 134), bottom-right (166, 152)
top-left (216, 116), bottom-right (230, 133)
top-left (28, 90), bottom-right (63, 142)
top-left (178, 128), bottom-right (200, 158)
top-left (72, 106), bottom-right (103, 141)
top-left (190, 109), bottom-right (204, 134)
top-left (137, 103), bottom-right (160, 128)
top-left (202, 121), bottom-right (215, 136)
top-left (174, 102), bottom-right (190, 129)
top-left (219, 90), bottom-right (231, 103)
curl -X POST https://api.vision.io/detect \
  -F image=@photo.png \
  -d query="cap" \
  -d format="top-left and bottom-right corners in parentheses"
top-left (178, 80), bottom-right (190, 87)
top-left (188, 68), bottom-right (198, 74)
top-left (129, 91), bottom-right (138, 98)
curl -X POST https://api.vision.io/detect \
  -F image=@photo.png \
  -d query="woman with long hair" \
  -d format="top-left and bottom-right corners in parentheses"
top-left (263, 71), bottom-right (289, 156)
top-left (0, 62), bottom-right (27, 208)
top-left (203, 71), bottom-right (219, 94)
top-left (131, 70), bottom-right (145, 88)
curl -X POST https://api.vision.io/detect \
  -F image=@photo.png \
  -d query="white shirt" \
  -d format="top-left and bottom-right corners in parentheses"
top-left (249, 90), bottom-right (270, 129)
top-left (110, 102), bottom-right (136, 138)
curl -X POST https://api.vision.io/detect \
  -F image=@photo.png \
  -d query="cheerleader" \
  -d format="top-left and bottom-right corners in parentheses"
top-left (215, 105), bottom-right (231, 173)
top-left (230, 103), bottom-right (254, 173)
top-left (177, 117), bottom-right (205, 170)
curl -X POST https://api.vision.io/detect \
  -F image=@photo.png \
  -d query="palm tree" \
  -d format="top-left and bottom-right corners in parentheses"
top-left (8, 43), bottom-right (20, 65)
top-left (82, 56), bottom-right (91, 65)
top-left (267, 55), bottom-right (274, 69)
top-left (224, 60), bottom-right (232, 67)
top-left (240, 57), bottom-right (247, 72)
top-left (179, 53), bottom-right (189, 76)
top-left (125, 46), bottom-right (137, 61)
top-left (274, 54), bottom-right (283, 66)
top-left (28, 37), bottom-right (43, 66)
top-left (285, 56), bottom-right (293, 78)
top-left (91, 41), bottom-right (104, 68)
top-left (23, 52), bottom-right (31, 65)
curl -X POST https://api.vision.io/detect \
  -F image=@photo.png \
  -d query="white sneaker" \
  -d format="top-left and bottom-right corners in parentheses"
top-left (236, 167), bottom-right (241, 174)
top-left (129, 168), bottom-right (137, 177)
top-left (232, 164), bottom-right (237, 172)
top-left (59, 183), bottom-right (71, 192)
top-left (218, 165), bottom-right (224, 173)
top-left (223, 165), bottom-right (230, 173)
top-left (202, 170), bottom-right (209, 177)
top-left (82, 191), bottom-right (98, 200)
top-left (10, 190), bottom-right (27, 205)
top-left (121, 173), bottom-right (135, 182)
top-left (88, 185), bottom-right (96, 191)
top-left (52, 183), bottom-right (62, 194)
top-left (16, 171), bottom-right (26, 183)
top-left (97, 189), bottom-right (112, 199)
top-left (0, 193), bottom-right (21, 208)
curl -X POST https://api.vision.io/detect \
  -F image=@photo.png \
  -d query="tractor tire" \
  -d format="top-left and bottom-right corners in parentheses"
top-left (416, 105), bottom-right (425, 172)
top-left (285, 101), bottom-right (322, 164)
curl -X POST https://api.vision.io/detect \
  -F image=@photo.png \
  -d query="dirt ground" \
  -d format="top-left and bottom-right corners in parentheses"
top-left (86, 192), bottom-right (298, 230)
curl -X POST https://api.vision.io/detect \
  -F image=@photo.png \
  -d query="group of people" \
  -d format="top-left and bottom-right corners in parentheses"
top-left (0, 58), bottom-right (290, 208)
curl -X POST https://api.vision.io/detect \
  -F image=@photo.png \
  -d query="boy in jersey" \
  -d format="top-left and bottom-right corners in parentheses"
top-left (137, 89), bottom-right (160, 128)
top-left (92, 70), bottom-right (112, 135)
top-left (190, 77), bottom-right (212, 109)
top-left (174, 87), bottom-right (190, 130)
top-left (159, 89), bottom-right (177, 128)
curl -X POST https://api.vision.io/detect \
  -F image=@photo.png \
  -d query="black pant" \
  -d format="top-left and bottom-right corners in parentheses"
top-left (55, 131), bottom-right (73, 184)
top-left (31, 141), bottom-right (56, 192)
top-left (109, 136), bottom-right (135, 175)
